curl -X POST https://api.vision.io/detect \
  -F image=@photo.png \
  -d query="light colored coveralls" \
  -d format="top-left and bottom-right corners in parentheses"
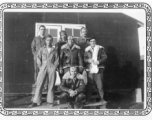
top-left (32, 46), bottom-right (59, 104)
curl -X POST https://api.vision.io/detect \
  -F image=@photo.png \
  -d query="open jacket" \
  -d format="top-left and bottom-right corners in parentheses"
top-left (60, 72), bottom-right (85, 94)
top-left (60, 43), bottom-right (83, 70)
top-left (84, 45), bottom-right (107, 70)
top-left (55, 40), bottom-right (66, 69)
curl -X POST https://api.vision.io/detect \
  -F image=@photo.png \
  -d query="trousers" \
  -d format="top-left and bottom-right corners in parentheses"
top-left (32, 64), bottom-right (56, 104)
top-left (86, 68), bottom-right (104, 100)
top-left (60, 92), bottom-right (86, 105)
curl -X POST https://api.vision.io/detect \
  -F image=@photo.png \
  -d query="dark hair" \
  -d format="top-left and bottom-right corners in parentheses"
top-left (59, 30), bottom-right (67, 35)
top-left (80, 27), bottom-right (87, 32)
top-left (39, 25), bottom-right (46, 30)
top-left (89, 37), bottom-right (96, 42)
top-left (45, 34), bottom-right (53, 40)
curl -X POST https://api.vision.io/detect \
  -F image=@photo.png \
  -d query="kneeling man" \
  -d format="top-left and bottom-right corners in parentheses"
top-left (59, 66), bottom-right (86, 109)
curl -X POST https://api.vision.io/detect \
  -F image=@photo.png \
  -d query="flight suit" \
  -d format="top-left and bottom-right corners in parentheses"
top-left (32, 46), bottom-right (59, 104)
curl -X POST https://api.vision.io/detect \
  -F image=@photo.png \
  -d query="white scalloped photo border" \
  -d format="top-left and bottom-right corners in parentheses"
top-left (0, 3), bottom-right (151, 116)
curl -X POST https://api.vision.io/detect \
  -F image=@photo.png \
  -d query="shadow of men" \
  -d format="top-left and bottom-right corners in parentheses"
top-left (121, 61), bottom-right (140, 89)
top-left (104, 46), bottom-right (120, 90)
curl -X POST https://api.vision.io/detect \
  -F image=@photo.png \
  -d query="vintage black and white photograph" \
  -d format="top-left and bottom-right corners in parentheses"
top-left (0, 2), bottom-right (151, 116)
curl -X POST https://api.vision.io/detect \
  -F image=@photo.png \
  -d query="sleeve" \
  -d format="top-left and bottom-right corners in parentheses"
top-left (59, 49), bottom-right (64, 70)
top-left (37, 48), bottom-right (42, 68)
top-left (98, 47), bottom-right (107, 64)
top-left (84, 51), bottom-right (90, 63)
top-left (59, 79), bottom-right (70, 93)
top-left (54, 51), bottom-right (59, 68)
top-left (31, 37), bottom-right (36, 55)
top-left (78, 49), bottom-right (83, 68)
top-left (75, 79), bottom-right (85, 94)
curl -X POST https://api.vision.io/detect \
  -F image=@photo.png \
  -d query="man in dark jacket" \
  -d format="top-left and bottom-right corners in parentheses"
top-left (55, 31), bottom-right (67, 78)
top-left (59, 36), bottom-right (83, 75)
top-left (84, 37), bottom-right (107, 104)
top-left (31, 25), bottom-right (46, 86)
top-left (74, 27), bottom-right (90, 85)
top-left (59, 66), bottom-right (86, 109)
top-left (75, 27), bottom-right (90, 68)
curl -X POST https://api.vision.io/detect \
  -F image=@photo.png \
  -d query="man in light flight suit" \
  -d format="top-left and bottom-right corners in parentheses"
top-left (30, 34), bottom-right (59, 108)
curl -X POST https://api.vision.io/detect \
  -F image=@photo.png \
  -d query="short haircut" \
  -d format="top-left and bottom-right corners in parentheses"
top-left (70, 66), bottom-right (77, 71)
top-left (45, 34), bottom-right (53, 40)
top-left (80, 27), bottom-right (87, 32)
top-left (68, 36), bottom-right (74, 40)
top-left (39, 25), bottom-right (46, 30)
top-left (89, 37), bottom-right (96, 42)
top-left (59, 30), bottom-right (67, 35)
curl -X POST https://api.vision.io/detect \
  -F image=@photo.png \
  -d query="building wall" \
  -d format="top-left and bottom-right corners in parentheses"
top-left (4, 12), bottom-right (140, 94)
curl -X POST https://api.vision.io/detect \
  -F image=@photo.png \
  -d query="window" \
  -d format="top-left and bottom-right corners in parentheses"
top-left (35, 23), bottom-right (85, 45)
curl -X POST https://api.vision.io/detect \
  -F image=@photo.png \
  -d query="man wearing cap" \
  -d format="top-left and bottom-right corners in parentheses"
top-left (75, 27), bottom-right (90, 57)
top-left (29, 35), bottom-right (59, 108)
top-left (59, 66), bottom-right (86, 109)
top-left (31, 25), bottom-right (46, 86)
top-left (74, 27), bottom-right (90, 85)
top-left (84, 37), bottom-right (107, 104)
top-left (55, 31), bottom-right (68, 78)
top-left (59, 36), bottom-right (83, 76)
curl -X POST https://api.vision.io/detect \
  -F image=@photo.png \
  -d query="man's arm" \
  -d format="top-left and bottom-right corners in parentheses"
top-left (84, 51), bottom-right (93, 63)
top-left (54, 51), bottom-right (59, 69)
top-left (59, 79), bottom-right (71, 93)
top-left (37, 48), bottom-right (42, 68)
top-left (75, 79), bottom-right (85, 94)
top-left (78, 49), bottom-right (83, 69)
top-left (98, 47), bottom-right (107, 64)
top-left (59, 49), bottom-right (64, 71)
top-left (31, 37), bottom-right (36, 55)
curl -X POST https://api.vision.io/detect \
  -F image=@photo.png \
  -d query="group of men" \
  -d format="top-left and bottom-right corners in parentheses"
top-left (30, 25), bottom-right (107, 109)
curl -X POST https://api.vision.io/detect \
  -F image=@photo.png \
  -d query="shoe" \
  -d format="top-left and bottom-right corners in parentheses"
top-left (67, 102), bottom-right (74, 109)
top-left (74, 104), bottom-right (83, 109)
top-left (47, 103), bottom-right (54, 108)
top-left (29, 103), bottom-right (38, 108)
top-left (99, 99), bottom-right (107, 105)
top-left (85, 100), bottom-right (91, 105)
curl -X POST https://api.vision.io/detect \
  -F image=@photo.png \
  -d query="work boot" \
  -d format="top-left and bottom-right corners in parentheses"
top-left (29, 102), bottom-right (40, 108)
top-left (67, 102), bottom-right (74, 109)
top-left (99, 99), bottom-right (107, 105)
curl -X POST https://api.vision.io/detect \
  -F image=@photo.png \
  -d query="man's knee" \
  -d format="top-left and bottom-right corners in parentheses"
top-left (75, 93), bottom-right (86, 104)
top-left (60, 92), bottom-right (69, 102)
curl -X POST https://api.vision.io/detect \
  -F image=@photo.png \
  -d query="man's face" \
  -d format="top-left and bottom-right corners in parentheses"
top-left (68, 36), bottom-right (74, 46)
top-left (45, 37), bottom-right (53, 46)
top-left (90, 39), bottom-right (96, 47)
top-left (80, 28), bottom-right (87, 38)
top-left (60, 32), bottom-right (67, 41)
top-left (39, 26), bottom-right (46, 35)
top-left (70, 68), bottom-right (77, 78)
